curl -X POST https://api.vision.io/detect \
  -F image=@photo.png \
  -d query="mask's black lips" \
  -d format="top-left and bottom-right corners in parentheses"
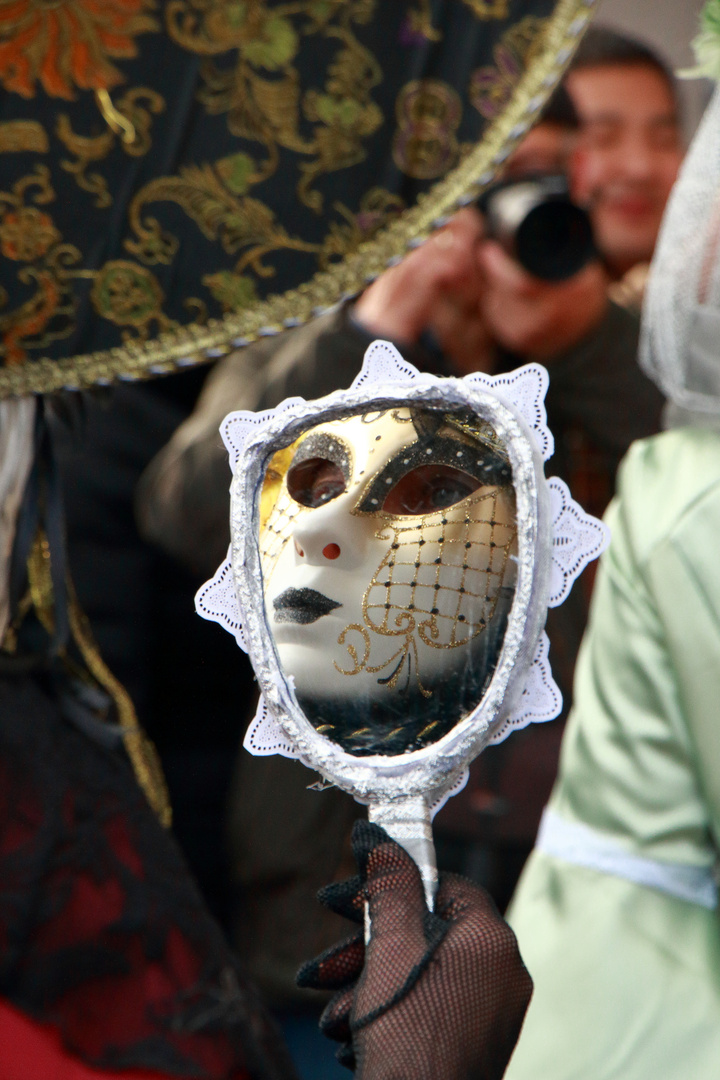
top-left (273, 587), bottom-right (342, 625)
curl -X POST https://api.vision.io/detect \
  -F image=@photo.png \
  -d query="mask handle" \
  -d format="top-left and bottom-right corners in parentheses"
top-left (365, 794), bottom-right (437, 941)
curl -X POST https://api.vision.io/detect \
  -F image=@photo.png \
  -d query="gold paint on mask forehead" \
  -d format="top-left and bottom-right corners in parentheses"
top-left (259, 444), bottom-right (296, 533)
top-left (259, 424), bottom-right (355, 584)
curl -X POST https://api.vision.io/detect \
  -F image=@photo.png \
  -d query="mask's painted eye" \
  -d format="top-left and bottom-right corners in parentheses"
top-left (383, 464), bottom-right (482, 515)
top-left (287, 457), bottom-right (346, 508)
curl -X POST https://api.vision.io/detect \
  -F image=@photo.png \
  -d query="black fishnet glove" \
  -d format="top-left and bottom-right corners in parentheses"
top-left (297, 821), bottom-right (532, 1079)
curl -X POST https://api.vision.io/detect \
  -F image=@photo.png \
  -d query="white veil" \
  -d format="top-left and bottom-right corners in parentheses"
top-left (640, 85), bottom-right (720, 426)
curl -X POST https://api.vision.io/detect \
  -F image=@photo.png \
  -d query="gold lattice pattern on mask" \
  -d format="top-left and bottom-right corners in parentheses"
top-left (364, 488), bottom-right (516, 650)
top-left (330, 486), bottom-right (516, 697)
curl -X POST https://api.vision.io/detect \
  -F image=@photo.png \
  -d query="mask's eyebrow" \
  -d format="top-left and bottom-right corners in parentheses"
top-left (289, 431), bottom-right (352, 484)
top-left (355, 435), bottom-right (512, 515)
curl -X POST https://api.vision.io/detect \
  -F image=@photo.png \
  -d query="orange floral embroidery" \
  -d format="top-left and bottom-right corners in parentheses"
top-left (0, 207), bottom-right (59, 260)
top-left (2, 271), bottom-right (61, 366)
top-left (0, 0), bottom-right (158, 100)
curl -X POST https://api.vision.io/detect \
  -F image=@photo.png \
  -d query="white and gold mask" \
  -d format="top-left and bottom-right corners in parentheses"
top-left (259, 407), bottom-right (517, 754)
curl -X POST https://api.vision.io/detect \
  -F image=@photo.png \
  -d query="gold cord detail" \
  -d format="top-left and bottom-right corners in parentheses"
top-left (26, 532), bottom-right (172, 827)
top-left (95, 89), bottom-right (137, 146)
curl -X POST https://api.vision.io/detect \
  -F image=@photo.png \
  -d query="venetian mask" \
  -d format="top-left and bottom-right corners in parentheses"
top-left (259, 408), bottom-right (518, 756)
top-left (196, 342), bottom-right (607, 905)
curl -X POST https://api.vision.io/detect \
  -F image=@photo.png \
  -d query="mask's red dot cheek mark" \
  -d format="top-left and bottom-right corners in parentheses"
top-left (323, 543), bottom-right (341, 560)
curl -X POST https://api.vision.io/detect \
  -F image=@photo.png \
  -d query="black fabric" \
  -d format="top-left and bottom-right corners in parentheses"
top-left (10, 402), bottom-right (71, 655)
top-left (0, 668), bottom-right (297, 1080)
top-left (298, 821), bottom-right (533, 1078)
top-left (53, 378), bottom-right (254, 928)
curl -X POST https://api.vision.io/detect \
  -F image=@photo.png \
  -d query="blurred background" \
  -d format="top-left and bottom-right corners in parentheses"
top-left (601, 0), bottom-right (710, 134)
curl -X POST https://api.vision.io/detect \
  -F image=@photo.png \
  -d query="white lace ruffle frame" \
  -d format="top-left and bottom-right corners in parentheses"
top-left (196, 341), bottom-right (608, 817)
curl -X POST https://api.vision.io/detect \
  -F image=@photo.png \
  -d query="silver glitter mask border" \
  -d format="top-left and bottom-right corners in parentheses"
top-left (228, 370), bottom-right (551, 808)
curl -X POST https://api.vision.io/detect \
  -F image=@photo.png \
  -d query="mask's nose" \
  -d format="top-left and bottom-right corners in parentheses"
top-left (291, 494), bottom-right (370, 570)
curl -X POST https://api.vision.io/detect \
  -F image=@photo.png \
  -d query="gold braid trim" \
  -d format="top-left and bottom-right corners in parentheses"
top-left (0, 0), bottom-right (597, 400)
top-left (26, 533), bottom-right (172, 828)
top-left (66, 578), bottom-right (172, 827)
top-left (27, 533), bottom-right (54, 633)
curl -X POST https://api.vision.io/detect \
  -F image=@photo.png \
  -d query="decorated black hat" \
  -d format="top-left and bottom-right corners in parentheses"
top-left (0, 0), bottom-right (597, 398)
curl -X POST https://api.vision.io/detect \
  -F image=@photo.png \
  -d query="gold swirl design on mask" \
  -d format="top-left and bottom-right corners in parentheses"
top-left (334, 614), bottom-right (432, 698)
top-left (334, 624), bottom-right (371, 676)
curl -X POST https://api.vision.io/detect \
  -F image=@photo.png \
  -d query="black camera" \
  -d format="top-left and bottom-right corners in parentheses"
top-left (478, 175), bottom-right (596, 282)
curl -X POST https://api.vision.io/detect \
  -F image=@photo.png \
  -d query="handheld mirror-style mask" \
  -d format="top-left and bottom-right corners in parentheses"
top-left (197, 342), bottom-right (607, 906)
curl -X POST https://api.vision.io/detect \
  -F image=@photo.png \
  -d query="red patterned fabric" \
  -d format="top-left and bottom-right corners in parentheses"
top-left (0, 669), bottom-right (294, 1080)
top-left (0, 998), bottom-right (173, 1080)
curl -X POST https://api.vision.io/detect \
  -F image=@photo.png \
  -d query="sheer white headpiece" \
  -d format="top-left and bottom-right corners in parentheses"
top-left (640, 82), bottom-right (720, 426)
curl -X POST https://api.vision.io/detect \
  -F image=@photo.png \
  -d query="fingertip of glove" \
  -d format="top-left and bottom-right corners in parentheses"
top-left (351, 819), bottom-right (397, 878)
top-left (295, 956), bottom-right (322, 990)
top-left (336, 1043), bottom-right (356, 1071)
top-left (317, 876), bottom-right (364, 922)
top-left (319, 987), bottom-right (354, 1041)
top-left (296, 931), bottom-right (364, 991)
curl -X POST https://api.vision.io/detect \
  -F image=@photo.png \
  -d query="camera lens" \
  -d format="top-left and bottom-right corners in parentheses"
top-left (479, 176), bottom-right (597, 281)
top-left (515, 200), bottom-right (595, 281)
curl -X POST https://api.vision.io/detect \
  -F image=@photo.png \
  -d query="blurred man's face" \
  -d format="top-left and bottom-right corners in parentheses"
top-left (566, 63), bottom-right (683, 277)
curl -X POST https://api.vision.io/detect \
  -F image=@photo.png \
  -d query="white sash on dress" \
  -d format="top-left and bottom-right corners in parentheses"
top-left (536, 807), bottom-right (718, 910)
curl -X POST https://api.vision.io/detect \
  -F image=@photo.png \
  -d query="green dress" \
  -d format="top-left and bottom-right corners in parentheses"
top-left (506, 426), bottom-right (720, 1079)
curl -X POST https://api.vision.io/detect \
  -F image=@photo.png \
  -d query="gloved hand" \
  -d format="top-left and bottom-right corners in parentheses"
top-left (297, 820), bottom-right (532, 1079)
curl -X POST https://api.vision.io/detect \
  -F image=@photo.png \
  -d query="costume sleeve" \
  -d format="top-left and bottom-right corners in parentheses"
top-left (552, 432), bottom-right (720, 864)
top-left (646, 487), bottom-right (720, 847)
top-left (505, 433), bottom-right (720, 1080)
top-left (135, 307), bottom-right (372, 575)
top-left (544, 300), bottom-right (663, 454)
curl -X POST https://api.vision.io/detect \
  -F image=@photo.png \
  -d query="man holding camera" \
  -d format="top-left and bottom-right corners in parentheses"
top-left (139, 27), bottom-right (680, 572)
